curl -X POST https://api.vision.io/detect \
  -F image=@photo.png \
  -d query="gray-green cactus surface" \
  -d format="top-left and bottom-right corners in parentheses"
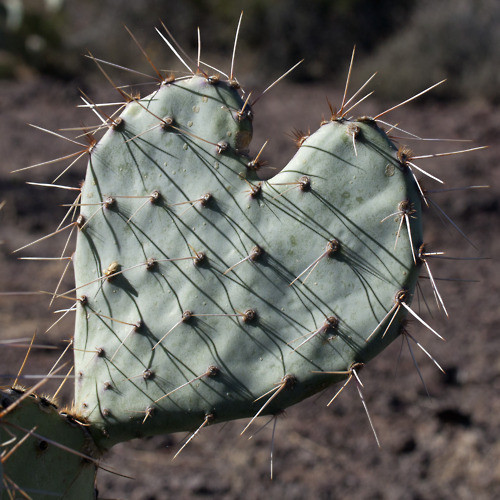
top-left (0, 389), bottom-right (97, 499)
top-left (72, 75), bottom-right (422, 448)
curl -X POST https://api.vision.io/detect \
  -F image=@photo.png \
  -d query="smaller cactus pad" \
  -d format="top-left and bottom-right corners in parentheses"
top-left (0, 389), bottom-right (97, 499)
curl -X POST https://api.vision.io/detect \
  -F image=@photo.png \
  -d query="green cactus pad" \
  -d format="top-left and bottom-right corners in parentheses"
top-left (73, 75), bottom-right (422, 448)
top-left (0, 389), bottom-right (97, 499)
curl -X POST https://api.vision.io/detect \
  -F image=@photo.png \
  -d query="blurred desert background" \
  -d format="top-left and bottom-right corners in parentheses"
top-left (0, 1), bottom-right (499, 498)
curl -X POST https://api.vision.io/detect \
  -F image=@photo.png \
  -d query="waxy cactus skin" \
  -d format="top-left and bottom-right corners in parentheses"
top-left (72, 75), bottom-right (421, 448)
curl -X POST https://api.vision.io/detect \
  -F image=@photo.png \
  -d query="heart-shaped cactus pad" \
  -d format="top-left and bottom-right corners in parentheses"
top-left (73, 75), bottom-right (422, 448)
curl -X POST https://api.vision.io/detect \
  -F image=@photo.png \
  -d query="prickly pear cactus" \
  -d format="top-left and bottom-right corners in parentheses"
top-left (0, 389), bottom-right (97, 499)
top-left (73, 74), bottom-right (422, 448)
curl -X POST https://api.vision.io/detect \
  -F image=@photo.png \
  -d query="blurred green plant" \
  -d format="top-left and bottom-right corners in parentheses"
top-left (360, 0), bottom-right (500, 103)
top-left (0, 0), bottom-right (69, 78)
top-left (1, 0), bottom-right (498, 99)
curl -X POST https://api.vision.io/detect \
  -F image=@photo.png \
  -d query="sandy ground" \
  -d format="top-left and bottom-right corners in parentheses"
top-left (0, 75), bottom-right (499, 499)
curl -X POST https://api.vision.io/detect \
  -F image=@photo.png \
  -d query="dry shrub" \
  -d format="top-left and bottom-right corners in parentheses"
top-left (359, 0), bottom-right (500, 103)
